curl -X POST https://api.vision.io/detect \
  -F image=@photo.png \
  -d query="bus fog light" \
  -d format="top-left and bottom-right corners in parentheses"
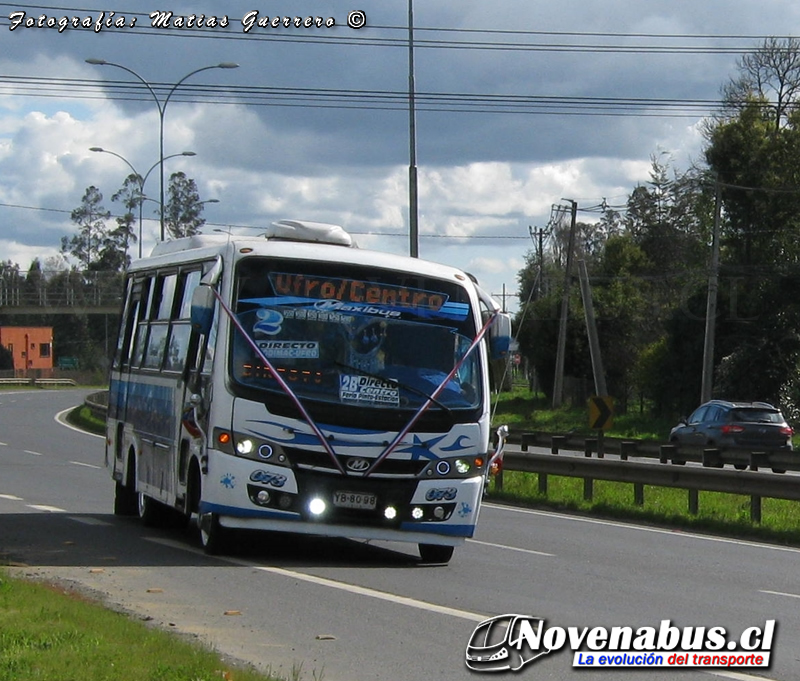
top-left (433, 506), bottom-right (445, 519)
top-left (257, 490), bottom-right (271, 504)
top-left (411, 507), bottom-right (424, 520)
top-left (384, 506), bottom-right (397, 520)
top-left (279, 494), bottom-right (292, 509)
top-left (309, 497), bottom-right (327, 516)
top-left (435, 461), bottom-right (451, 475)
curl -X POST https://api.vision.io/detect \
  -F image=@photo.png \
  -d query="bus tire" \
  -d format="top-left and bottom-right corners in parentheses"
top-left (138, 493), bottom-right (166, 527)
top-left (418, 543), bottom-right (454, 564)
top-left (199, 513), bottom-right (228, 555)
top-left (113, 480), bottom-right (138, 516)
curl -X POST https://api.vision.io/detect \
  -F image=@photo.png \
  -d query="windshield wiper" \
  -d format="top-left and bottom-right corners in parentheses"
top-left (334, 360), bottom-right (454, 418)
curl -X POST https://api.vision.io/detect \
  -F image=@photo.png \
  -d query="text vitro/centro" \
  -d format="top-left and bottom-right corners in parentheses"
top-left (7, 11), bottom-right (337, 33)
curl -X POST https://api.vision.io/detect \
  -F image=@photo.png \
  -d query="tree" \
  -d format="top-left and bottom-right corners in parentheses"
top-left (111, 173), bottom-right (142, 265)
top-left (62, 186), bottom-right (111, 270)
top-left (722, 36), bottom-right (800, 132)
top-left (706, 101), bottom-right (800, 265)
top-left (164, 172), bottom-right (206, 239)
top-left (623, 155), bottom-right (709, 277)
top-left (700, 37), bottom-right (800, 412)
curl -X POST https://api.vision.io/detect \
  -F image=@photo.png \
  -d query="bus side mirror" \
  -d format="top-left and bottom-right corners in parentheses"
top-left (489, 312), bottom-right (512, 361)
top-left (191, 285), bottom-right (216, 335)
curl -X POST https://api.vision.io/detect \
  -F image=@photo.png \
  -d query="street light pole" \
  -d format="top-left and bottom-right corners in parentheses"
top-left (85, 58), bottom-right (239, 242)
top-left (89, 147), bottom-right (195, 258)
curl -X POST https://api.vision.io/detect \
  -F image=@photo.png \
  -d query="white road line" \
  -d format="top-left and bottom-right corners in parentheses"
top-left (708, 672), bottom-right (780, 681)
top-left (468, 538), bottom-right (554, 557)
top-left (24, 450), bottom-right (43, 456)
top-left (55, 406), bottom-right (104, 439)
top-left (759, 589), bottom-right (800, 600)
top-left (143, 537), bottom-right (781, 681)
top-left (0, 493), bottom-right (23, 501)
top-left (0, 441), bottom-right (7, 446)
top-left (69, 461), bottom-right (102, 469)
top-left (27, 504), bottom-right (66, 513)
top-left (484, 503), bottom-right (800, 554)
top-left (256, 565), bottom-right (489, 621)
top-left (145, 536), bottom-right (488, 622)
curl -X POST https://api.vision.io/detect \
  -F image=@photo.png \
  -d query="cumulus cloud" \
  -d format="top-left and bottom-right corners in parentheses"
top-left (2, 0), bottom-right (797, 308)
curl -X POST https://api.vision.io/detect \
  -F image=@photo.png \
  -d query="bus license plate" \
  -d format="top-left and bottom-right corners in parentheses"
top-left (333, 491), bottom-right (377, 510)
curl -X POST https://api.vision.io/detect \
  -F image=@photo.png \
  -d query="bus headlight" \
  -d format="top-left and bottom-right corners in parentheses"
top-left (236, 438), bottom-right (255, 456)
top-left (215, 429), bottom-right (289, 466)
top-left (455, 459), bottom-right (471, 474)
top-left (428, 455), bottom-right (486, 478)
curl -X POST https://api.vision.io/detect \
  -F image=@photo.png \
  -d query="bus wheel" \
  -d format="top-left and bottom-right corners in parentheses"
top-left (113, 480), bottom-right (138, 516)
top-left (138, 493), bottom-right (165, 527)
top-left (199, 513), bottom-right (228, 555)
top-left (418, 544), bottom-right (454, 564)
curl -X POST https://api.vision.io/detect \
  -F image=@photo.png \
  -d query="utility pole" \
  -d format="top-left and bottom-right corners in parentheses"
top-left (528, 225), bottom-right (547, 299)
top-left (408, 0), bottom-right (419, 258)
top-left (536, 227), bottom-right (546, 298)
top-left (552, 200), bottom-right (578, 408)
top-left (578, 260), bottom-right (607, 397)
top-left (701, 178), bottom-right (722, 403)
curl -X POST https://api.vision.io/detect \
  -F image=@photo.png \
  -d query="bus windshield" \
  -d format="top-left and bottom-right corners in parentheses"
top-left (230, 257), bottom-right (482, 414)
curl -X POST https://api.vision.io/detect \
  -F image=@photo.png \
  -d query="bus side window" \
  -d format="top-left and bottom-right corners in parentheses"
top-left (129, 277), bottom-right (153, 369)
top-left (155, 273), bottom-right (177, 320)
top-left (140, 273), bottom-right (177, 371)
top-left (113, 278), bottom-right (134, 371)
top-left (164, 324), bottom-right (192, 372)
top-left (164, 270), bottom-right (201, 374)
top-left (143, 323), bottom-right (169, 370)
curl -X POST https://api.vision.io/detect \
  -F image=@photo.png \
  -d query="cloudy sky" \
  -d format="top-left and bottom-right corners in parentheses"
top-left (2, 1), bottom-right (799, 312)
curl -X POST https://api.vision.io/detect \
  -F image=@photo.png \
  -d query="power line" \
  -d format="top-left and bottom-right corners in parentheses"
top-left (0, 74), bottom-right (730, 119)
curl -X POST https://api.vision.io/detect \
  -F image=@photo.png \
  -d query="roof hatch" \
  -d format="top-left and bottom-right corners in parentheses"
top-left (265, 220), bottom-right (356, 247)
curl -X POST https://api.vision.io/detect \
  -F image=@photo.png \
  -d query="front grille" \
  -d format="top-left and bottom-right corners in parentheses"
top-left (283, 446), bottom-right (429, 476)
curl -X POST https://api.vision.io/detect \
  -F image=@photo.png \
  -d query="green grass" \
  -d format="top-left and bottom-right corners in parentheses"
top-left (491, 384), bottom-right (675, 440)
top-left (488, 383), bottom-right (800, 545)
top-left (66, 404), bottom-right (106, 436)
top-left (0, 570), bottom-right (282, 681)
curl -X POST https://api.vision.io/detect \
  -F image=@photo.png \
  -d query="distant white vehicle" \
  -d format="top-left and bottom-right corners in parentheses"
top-left (105, 220), bottom-right (510, 563)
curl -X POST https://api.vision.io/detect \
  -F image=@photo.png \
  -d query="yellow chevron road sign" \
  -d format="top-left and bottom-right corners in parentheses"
top-left (589, 396), bottom-right (614, 431)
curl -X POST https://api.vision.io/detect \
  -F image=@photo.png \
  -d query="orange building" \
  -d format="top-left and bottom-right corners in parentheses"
top-left (0, 326), bottom-right (54, 374)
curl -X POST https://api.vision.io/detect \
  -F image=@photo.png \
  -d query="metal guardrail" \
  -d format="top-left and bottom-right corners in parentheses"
top-left (80, 398), bottom-right (796, 523)
top-left (499, 431), bottom-right (800, 522)
top-left (514, 430), bottom-right (799, 473)
top-left (0, 377), bottom-right (77, 387)
top-left (84, 391), bottom-right (109, 420)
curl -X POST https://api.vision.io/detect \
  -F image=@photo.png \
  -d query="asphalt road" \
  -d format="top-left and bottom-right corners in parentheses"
top-left (0, 388), bottom-right (797, 681)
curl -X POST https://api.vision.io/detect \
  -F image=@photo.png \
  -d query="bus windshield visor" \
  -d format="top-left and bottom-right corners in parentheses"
top-left (230, 259), bottom-right (482, 411)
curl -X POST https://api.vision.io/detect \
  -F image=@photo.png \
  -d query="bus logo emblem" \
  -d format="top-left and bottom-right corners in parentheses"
top-left (346, 457), bottom-right (370, 472)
